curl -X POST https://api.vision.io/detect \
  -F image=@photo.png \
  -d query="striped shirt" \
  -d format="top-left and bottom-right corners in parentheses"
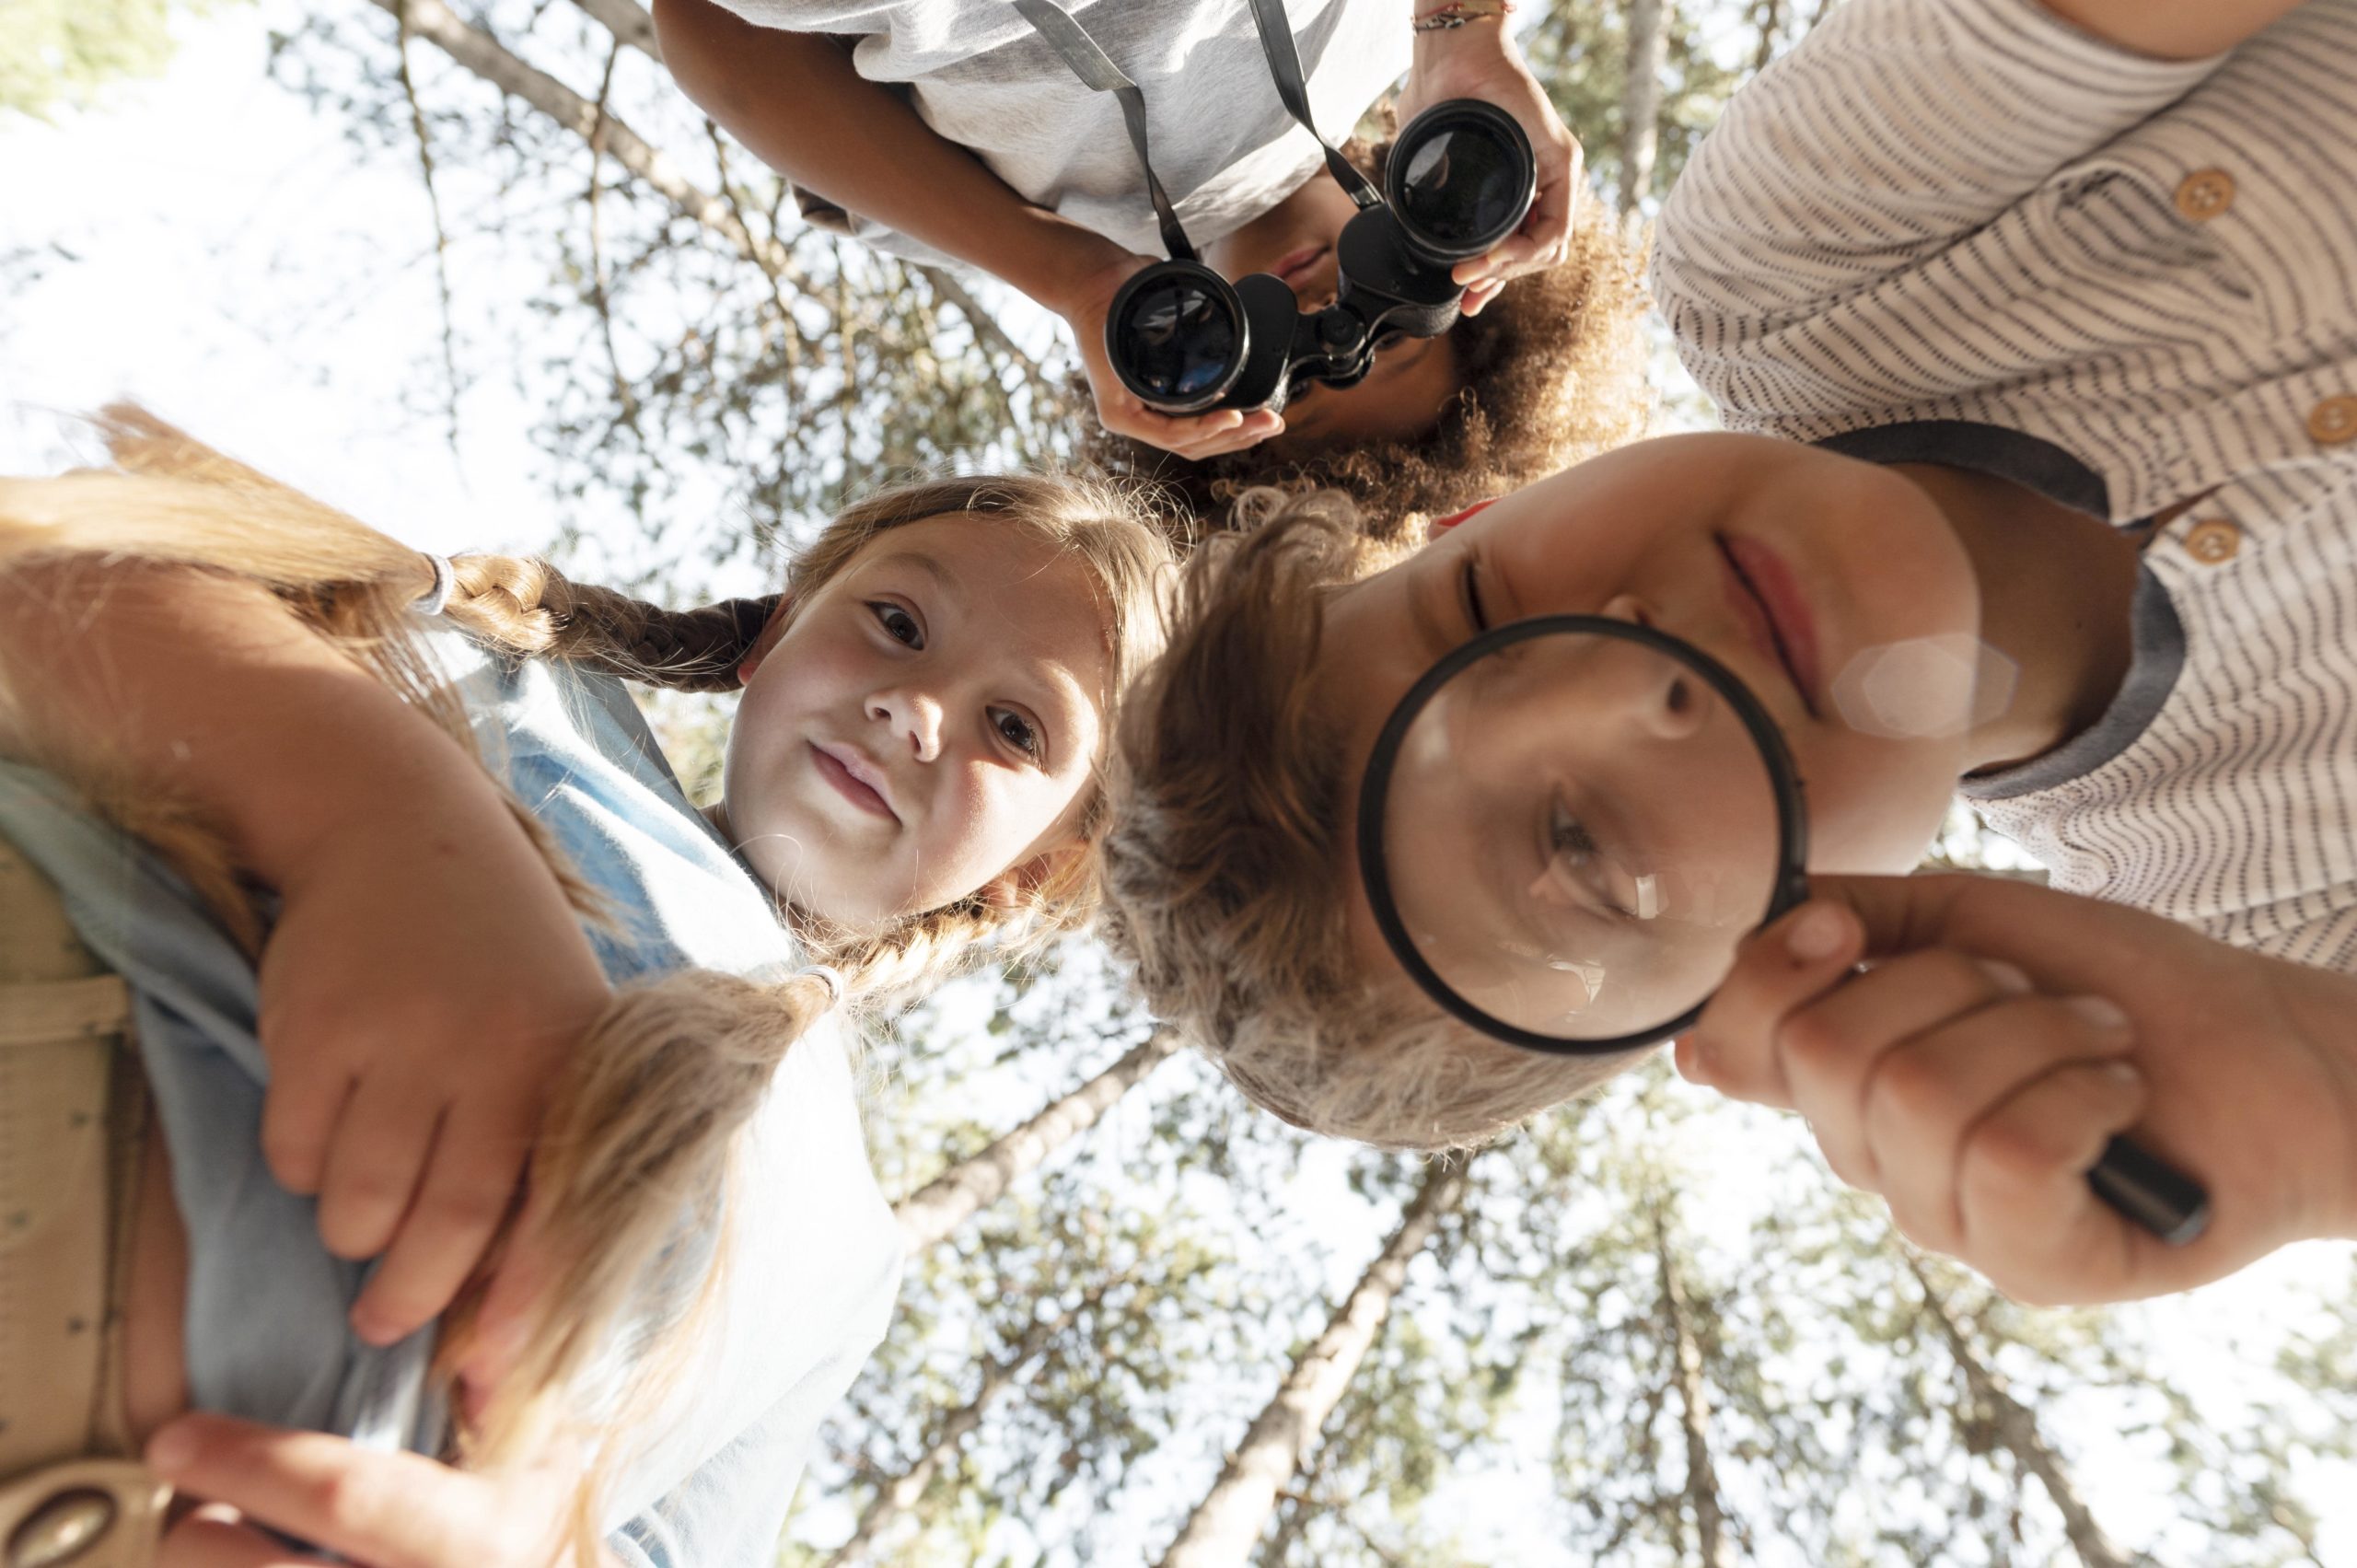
top-left (1653, 0), bottom-right (2357, 970)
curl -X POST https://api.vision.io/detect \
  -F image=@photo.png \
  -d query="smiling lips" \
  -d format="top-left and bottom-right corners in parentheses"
top-left (809, 742), bottom-right (898, 821)
top-left (1718, 535), bottom-right (1824, 716)
top-left (1271, 245), bottom-right (1326, 285)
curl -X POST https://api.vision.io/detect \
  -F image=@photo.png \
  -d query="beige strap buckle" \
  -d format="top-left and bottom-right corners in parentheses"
top-left (0, 1459), bottom-right (168, 1568)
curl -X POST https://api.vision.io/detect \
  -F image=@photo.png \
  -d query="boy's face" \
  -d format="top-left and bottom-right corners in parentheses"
top-left (1315, 432), bottom-right (1983, 1000)
top-left (1202, 171), bottom-right (1463, 446)
top-left (722, 517), bottom-right (1110, 926)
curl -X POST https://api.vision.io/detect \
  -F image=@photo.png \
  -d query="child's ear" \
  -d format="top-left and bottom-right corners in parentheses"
top-left (737, 592), bottom-right (797, 686)
top-left (978, 842), bottom-right (1088, 912)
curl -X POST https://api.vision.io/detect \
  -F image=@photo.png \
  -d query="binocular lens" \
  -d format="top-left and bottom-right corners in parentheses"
top-left (1113, 273), bottom-right (1243, 403)
top-left (1390, 105), bottom-right (1534, 261)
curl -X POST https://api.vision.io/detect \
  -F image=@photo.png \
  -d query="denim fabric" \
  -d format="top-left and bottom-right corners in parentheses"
top-left (0, 627), bottom-right (901, 1567)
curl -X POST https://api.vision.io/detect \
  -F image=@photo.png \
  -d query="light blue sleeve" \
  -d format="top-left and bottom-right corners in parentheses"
top-left (0, 763), bottom-right (443, 1448)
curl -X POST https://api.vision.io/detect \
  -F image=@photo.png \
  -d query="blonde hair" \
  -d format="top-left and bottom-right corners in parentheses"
top-left (1100, 489), bottom-right (1648, 1151)
top-left (447, 469), bottom-right (1178, 998)
top-left (0, 408), bottom-right (1173, 1543)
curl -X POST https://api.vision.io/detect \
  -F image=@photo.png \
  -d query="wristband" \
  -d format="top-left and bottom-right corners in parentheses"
top-left (1412, 0), bottom-right (1512, 32)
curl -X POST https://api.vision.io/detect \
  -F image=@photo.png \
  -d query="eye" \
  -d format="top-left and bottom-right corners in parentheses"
top-left (1549, 803), bottom-right (1598, 868)
top-left (992, 706), bottom-right (1042, 760)
top-left (1459, 555), bottom-right (1491, 632)
top-left (1548, 800), bottom-right (1635, 922)
top-left (1372, 327), bottom-right (1410, 353)
top-left (869, 602), bottom-right (923, 649)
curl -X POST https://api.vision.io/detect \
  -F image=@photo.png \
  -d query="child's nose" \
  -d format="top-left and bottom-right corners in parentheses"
top-left (1599, 595), bottom-right (1707, 743)
top-left (870, 686), bottom-right (945, 761)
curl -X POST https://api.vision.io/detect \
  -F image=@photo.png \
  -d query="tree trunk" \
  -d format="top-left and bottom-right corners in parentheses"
top-left (571, 0), bottom-right (658, 60)
top-left (1652, 1202), bottom-right (1736, 1568)
top-left (1154, 1160), bottom-right (1472, 1568)
top-left (825, 1306), bottom-right (1072, 1566)
top-left (894, 1031), bottom-right (1184, 1252)
top-left (1906, 1257), bottom-right (2131, 1568)
top-left (1618, 0), bottom-right (1670, 222)
top-left (370, 0), bottom-right (1043, 383)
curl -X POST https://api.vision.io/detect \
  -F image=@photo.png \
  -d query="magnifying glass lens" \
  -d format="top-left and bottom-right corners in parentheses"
top-left (1372, 625), bottom-right (1793, 1044)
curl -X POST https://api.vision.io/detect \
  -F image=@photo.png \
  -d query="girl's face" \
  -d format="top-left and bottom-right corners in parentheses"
top-left (721, 517), bottom-right (1112, 926)
top-left (1313, 432), bottom-right (1985, 988)
top-left (1202, 171), bottom-right (1464, 446)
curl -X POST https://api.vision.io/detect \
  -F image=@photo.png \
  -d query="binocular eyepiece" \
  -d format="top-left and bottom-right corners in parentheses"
top-left (1106, 98), bottom-right (1537, 418)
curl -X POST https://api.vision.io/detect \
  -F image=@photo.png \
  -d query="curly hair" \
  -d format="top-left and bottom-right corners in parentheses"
top-left (1077, 137), bottom-right (1653, 546)
top-left (1098, 488), bottom-right (1651, 1150)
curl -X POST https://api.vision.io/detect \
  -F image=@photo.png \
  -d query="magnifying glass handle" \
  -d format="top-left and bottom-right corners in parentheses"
top-left (2087, 1136), bottom-right (2210, 1247)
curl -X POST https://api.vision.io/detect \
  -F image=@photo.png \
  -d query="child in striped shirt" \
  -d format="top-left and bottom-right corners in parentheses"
top-left (1100, 0), bottom-right (2357, 1307)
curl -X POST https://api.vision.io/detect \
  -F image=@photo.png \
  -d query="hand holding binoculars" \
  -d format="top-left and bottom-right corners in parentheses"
top-left (1106, 99), bottom-right (1538, 417)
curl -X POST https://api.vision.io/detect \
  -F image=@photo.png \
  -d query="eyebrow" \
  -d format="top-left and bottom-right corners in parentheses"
top-left (1031, 662), bottom-right (1098, 768)
top-left (865, 547), bottom-right (957, 589)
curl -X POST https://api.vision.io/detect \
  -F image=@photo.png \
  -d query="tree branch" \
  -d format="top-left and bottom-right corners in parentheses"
top-left (571, 0), bottom-right (659, 60)
top-left (893, 1031), bottom-right (1183, 1252)
top-left (371, 0), bottom-right (1049, 389)
top-left (393, 1), bottom-right (464, 449)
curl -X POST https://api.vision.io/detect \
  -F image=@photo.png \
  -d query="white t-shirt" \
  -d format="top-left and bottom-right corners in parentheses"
top-left (708, 0), bottom-right (1411, 264)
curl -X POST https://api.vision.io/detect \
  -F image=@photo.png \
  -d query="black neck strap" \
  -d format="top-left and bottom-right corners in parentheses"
top-left (1243, 0), bottom-right (1381, 209)
top-left (1012, 0), bottom-right (1382, 263)
top-left (1009, 0), bottom-right (1197, 262)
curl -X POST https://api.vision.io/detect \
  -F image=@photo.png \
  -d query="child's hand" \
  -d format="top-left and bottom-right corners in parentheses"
top-left (1056, 254), bottom-right (1288, 461)
top-left (1399, 17), bottom-right (1585, 317)
top-left (147, 1412), bottom-right (581, 1568)
top-left (256, 806), bottom-right (610, 1346)
top-left (1678, 874), bottom-right (2357, 1306)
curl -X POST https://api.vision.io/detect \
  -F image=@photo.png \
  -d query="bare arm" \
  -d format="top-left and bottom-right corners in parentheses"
top-left (651, 0), bottom-right (1284, 459)
top-left (0, 561), bottom-right (536, 896)
top-left (650, 0), bottom-right (1119, 314)
top-left (2038, 0), bottom-right (2309, 59)
top-left (0, 559), bottom-right (610, 1344)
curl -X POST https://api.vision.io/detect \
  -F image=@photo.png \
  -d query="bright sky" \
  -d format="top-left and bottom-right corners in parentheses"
top-left (4, 6), bottom-right (2351, 1562)
top-left (1, 4), bottom-right (569, 557)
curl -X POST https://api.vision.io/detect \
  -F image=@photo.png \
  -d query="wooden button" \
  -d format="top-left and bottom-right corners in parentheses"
top-left (2307, 395), bottom-right (2357, 446)
top-left (2182, 519), bottom-right (2240, 564)
top-left (2174, 168), bottom-right (2235, 221)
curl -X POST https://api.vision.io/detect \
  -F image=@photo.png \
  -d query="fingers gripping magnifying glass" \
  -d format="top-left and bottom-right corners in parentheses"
top-left (1355, 615), bottom-right (2210, 1246)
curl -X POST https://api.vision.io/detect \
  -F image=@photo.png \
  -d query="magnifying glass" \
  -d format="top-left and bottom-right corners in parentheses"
top-left (1356, 615), bottom-right (2210, 1246)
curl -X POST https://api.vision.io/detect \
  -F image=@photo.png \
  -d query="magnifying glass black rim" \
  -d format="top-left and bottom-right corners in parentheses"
top-left (1355, 614), bottom-right (1814, 1057)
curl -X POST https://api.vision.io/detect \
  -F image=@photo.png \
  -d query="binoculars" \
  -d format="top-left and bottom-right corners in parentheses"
top-left (1106, 99), bottom-right (1537, 417)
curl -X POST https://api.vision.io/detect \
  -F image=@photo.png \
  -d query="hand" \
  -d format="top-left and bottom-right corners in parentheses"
top-left (1397, 18), bottom-right (1585, 317)
top-left (258, 801), bottom-right (610, 1347)
top-left (1678, 874), bottom-right (2357, 1306)
top-left (147, 1413), bottom-right (584, 1568)
top-left (1054, 253), bottom-right (1286, 461)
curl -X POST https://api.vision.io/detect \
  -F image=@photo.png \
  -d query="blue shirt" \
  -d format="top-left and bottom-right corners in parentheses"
top-left (0, 628), bottom-right (902, 1567)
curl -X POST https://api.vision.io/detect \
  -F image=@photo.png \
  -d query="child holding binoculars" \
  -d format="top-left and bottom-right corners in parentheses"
top-left (653, 0), bottom-right (1651, 539)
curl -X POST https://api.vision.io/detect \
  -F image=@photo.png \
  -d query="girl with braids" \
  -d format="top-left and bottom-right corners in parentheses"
top-left (0, 408), bottom-right (1172, 1566)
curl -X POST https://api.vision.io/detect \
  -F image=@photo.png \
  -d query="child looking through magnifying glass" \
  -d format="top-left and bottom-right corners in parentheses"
top-left (1100, 0), bottom-right (2357, 1309)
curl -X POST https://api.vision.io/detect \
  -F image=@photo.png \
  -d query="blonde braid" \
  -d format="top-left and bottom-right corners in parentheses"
top-left (3, 411), bottom-right (1178, 1547)
top-left (0, 412), bottom-right (826, 1514)
top-left (445, 556), bottom-right (779, 694)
